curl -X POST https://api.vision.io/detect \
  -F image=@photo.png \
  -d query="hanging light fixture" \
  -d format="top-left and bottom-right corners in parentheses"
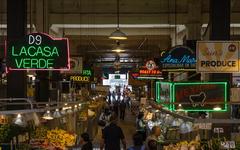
top-left (112, 41), bottom-right (126, 53)
top-left (67, 106), bottom-right (73, 114)
top-left (42, 110), bottom-right (53, 120)
top-left (13, 114), bottom-right (26, 126)
top-left (109, 0), bottom-right (127, 40)
top-left (53, 109), bottom-right (62, 118)
top-left (74, 105), bottom-right (78, 112)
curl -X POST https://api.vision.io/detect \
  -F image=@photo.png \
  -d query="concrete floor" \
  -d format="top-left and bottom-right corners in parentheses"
top-left (93, 110), bottom-right (137, 149)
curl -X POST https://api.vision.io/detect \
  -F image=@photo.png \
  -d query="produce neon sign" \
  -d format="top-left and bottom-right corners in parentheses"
top-left (6, 33), bottom-right (70, 70)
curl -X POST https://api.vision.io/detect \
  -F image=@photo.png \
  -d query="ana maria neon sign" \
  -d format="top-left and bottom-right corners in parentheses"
top-left (6, 33), bottom-right (70, 70)
top-left (160, 46), bottom-right (196, 71)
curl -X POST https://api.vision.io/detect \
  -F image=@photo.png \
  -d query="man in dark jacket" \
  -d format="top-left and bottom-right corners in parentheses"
top-left (119, 100), bottom-right (127, 120)
top-left (100, 113), bottom-right (127, 150)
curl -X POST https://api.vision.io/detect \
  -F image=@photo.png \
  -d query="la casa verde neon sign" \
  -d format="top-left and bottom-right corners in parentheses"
top-left (6, 33), bottom-right (70, 70)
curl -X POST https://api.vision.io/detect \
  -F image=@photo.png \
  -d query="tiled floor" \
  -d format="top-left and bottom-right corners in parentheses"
top-left (93, 109), bottom-right (137, 149)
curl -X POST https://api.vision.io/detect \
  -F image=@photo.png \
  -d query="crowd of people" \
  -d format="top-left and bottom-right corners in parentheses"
top-left (73, 88), bottom-right (161, 150)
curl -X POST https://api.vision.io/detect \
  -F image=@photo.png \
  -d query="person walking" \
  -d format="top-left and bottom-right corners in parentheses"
top-left (119, 100), bottom-right (127, 120)
top-left (136, 112), bottom-right (146, 141)
top-left (98, 108), bottom-right (111, 133)
top-left (127, 132), bottom-right (145, 150)
top-left (113, 100), bottom-right (119, 117)
top-left (100, 113), bottom-right (127, 150)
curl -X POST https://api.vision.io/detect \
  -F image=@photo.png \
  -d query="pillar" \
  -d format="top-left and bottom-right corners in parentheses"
top-left (186, 0), bottom-right (201, 81)
top-left (7, 0), bottom-right (27, 99)
top-left (209, 0), bottom-right (231, 139)
top-left (35, 0), bottom-right (50, 102)
top-left (209, 0), bottom-right (231, 82)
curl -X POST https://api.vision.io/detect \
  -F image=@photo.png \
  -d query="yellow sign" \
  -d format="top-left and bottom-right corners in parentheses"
top-left (197, 41), bottom-right (239, 73)
top-left (70, 76), bottom-right (90, 82)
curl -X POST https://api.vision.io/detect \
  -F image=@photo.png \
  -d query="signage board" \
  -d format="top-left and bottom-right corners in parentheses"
top-left (69, 75), bottom-right (90, 82)
top-left (195, 123), bottom-right (212, 130)
top-left (159, 46), bottom-right (196, 71)
top-left (220, 141), bottom-right (235, 149)
top-left (172, 82), bottom-right (227, 112)
top-left (156, 81), bottom-right (173, 110)
top-left (197, 41), bottom-right (239, 73)
top-left (6, 33), bottom-right (70, 70)
top-left (214, 128), bottom-right (224, 133)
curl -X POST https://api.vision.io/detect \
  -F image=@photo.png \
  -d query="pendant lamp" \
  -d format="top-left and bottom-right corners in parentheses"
top-left (109, 0), bottom-right (127, 40)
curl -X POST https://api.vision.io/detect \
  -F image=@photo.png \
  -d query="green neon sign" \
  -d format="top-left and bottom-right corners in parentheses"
top-left (155, 81), bottom-right (173, 110)
top-left (82, 69), bottom-right (92, 76)
top-left (172, 82), bottom-right (227, 112)
top-left (155, 81), bottom-right (228, 112)
top-left (6, 33), bottom-right (70, 70)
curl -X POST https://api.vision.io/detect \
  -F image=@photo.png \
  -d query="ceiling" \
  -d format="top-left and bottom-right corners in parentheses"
top-left (1, 0), bottom-right (240, 68)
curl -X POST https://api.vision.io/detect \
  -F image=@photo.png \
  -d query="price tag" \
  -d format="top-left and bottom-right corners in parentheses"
top-left (221, 141), bottom-right (235, 149)
top-left (196, 123), bottom-right (212, 130)
top-left (214, 128), bottom-right (224, 133)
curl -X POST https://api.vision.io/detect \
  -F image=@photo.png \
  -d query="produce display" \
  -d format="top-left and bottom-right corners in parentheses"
top-left (163, 140), bottom-right (200, 150)
top-left (46, 128), bottom-right (76, 149)
top-left (31, 127), bottom-right (76, 150)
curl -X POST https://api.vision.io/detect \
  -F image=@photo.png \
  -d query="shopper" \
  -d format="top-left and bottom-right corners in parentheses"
top-left (146, 126), bottom-right (161, 150)
top-left (98, 108), bottom-right (111, 129)
top-left (127, 132), bottom-right (145, 150)
top-left (113, 100), bottom-right (119, 117)
top-left (80, 132), bottom-right (93, 150)
top-left (100, 113), bottom-right (127, 150)
top-left (119, 100), bottom-right (127, 120)
top-left (136, 112), bottom-right (146, 141)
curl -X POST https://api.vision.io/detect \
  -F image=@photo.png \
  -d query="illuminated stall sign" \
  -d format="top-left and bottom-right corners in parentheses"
top-left (197, 41), bottom-right (239, 73)
top-left (131, 60), bottom-right (162, 80)
top-left (6, 33), bottom-right (70, 70)
top-left (160, 46), bottom-right (196, 71)
top-left (82, 69), bottom-right (92, 77)
top-left (156, 81), bottom-right (173, 110)
top-left (173, 82), bottom-right (227, 112)
top-left (69, 75), bottom-right (90, 82)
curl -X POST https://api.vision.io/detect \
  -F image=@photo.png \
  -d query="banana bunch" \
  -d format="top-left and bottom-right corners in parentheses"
top-left (46, 128), bottom-right (76, 149)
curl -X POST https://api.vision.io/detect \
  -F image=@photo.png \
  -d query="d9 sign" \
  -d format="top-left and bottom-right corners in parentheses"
top-left (6, 33), bottom-right (70, 70)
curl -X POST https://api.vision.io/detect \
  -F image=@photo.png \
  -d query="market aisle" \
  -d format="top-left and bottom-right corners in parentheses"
top-left (92, 109), bottom-right (136, 149)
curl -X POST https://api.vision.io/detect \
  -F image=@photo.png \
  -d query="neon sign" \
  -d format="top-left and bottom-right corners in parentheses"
top-left (6, 33), bottom-right (70, 70)
top-left (155, 81), bottom-right (227, 112)
top-left (82, 69), bottom-right (92, 76)
top-left (160, 46), bottom-right (196, 71)
top-left (139, 69), bottom-right (161, 76)
top-left (172, 82), bottom-right (227, 112)
top-left (70, 75), bottom-right (90, 82)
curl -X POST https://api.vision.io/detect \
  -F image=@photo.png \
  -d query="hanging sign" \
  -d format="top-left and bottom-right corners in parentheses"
top-left (173, 82), bottom-right (227, 112)
top-left (156, 81), bottom-right (173, 110)
top-left (197, 41), bottom-right (239, 73)
top-left (160, 46), bottom-right (196, 71)
top-left (6, 33), bottom-right (70, 70)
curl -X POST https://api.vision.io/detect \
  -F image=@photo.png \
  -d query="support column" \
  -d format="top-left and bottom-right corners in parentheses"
top-left (186, 0), bottom-right (201, 81)
top-left (209, 0), bottom-right (231, 82)
top-left (35, 0), bottom-right (50, 102)
top-left (209, 0), bottom-right (231, 139)
top-left (7, 0), bottom-right (27, 98)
